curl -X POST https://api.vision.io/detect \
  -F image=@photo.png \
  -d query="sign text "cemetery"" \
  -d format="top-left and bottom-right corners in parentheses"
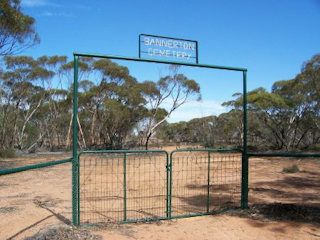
top-left (139, 34), bottom-right (198, 63)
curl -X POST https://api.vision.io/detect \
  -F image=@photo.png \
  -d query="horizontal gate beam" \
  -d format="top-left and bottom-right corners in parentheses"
top-left (73, 52), bottom-right (247, 72)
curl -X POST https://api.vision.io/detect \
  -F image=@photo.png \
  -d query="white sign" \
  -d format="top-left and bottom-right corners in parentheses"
top-left (140, 35), bottom-right (197, 62)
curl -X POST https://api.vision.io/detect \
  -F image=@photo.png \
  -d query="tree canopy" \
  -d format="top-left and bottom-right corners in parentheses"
top-left (0, 0), bottom-right (39, 56)
top-left (159, 54), bottom-right (320, 151)
top-left (0, 54), bottom-right (319, 154)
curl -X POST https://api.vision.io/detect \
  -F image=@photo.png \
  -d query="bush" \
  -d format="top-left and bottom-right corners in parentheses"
top-left (282, 164), bottom-right (299, 173)
top-left (0, 148), bottom-right (15, 158)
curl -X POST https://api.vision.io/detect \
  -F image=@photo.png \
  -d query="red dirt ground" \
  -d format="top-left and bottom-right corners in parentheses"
top-left (0, 152), bottom-right (319, 240)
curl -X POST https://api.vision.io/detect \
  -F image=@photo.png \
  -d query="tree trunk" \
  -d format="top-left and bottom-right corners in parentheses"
top-left (145, 132), bottom-right (152, 150)
top-left (77, 115), bottom-right (86, 149)
top-left (89, 109), bottom-right (97, 146)
top-left (66, 113), bottom-right (73, 149)
top-left (18, 97), bottom-right (43, 150)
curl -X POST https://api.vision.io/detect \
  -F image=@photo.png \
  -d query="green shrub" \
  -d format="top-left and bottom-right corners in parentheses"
top-left (0, 148), bottom-right (15, 158)
top-left (282, 164), bottom-right (299, 173)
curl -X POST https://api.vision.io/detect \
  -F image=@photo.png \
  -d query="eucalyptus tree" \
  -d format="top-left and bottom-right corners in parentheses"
top-left (0, 56), bottom-right (53, 150)
top-left (62, 57), bottom-right (92, 149)
top-left (0, 0), bottom-right (39, 55)
top-left (140, 65), bottom-right (201, 150)
top-left (35, 56), bottom-right (69, 150)
top-left (68, 58), bottom-right (148, 149)
top-left (271, 54), bottom-right (320, 149)
top-left (188, 116), bottom-right (218, 147)
top-left (88, 59), bottom-right (147, 149)
top-left (224, 54), bottom-right (320, 151)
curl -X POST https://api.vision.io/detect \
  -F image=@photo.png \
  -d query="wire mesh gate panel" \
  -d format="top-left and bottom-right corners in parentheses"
top-left (77, 149), bottom-right (242, 224)
top-left (78, 150), bottom-right (169, 224)
top-left (169, 149), bottom-right (242, 218)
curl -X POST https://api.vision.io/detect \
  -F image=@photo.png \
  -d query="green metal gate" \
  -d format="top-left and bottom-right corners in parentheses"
top-left (77, 150), bottom-right (169, 225)
top-left (169, 149), bottom-right (242, 219)
top-left (76, 149), bottom-right (242, 225)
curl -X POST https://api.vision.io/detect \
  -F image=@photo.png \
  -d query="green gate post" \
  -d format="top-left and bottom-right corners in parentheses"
top-left (169, 152), bottom-right (174, 219)
top-left (241, 70), bottom-right (249, 209)
top-left (166, 153), bottom-right (170, 218)
top-left (206, 151), bottom-right (211, 213)
top-left (123, 152), bottom-right (127, 221)
top-left (72, 55), bottom-right (79, 225)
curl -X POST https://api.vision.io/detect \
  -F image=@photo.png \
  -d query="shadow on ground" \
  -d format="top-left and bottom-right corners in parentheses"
top-left (250, 169), bottom-right (320, 205)
top-left (230, 203), bottom-right (320, 223)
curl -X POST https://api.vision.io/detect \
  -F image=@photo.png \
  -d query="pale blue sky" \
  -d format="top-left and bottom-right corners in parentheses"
top-left (20, 0), bottom-right (320, 122)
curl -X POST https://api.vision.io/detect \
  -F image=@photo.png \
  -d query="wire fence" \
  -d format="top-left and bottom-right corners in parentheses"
top-left (170, 150), bottom-right (242, 218)
top-left (78, 150), bottom-right (168, 224)
top-left (78, 149), bottom-right (242, 225)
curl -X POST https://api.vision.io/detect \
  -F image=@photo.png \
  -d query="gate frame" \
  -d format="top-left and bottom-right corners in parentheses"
top-left (72, 52), bottom-right (248, 225)
top-left (169, 148), bottom-right (243, 219)
top-left (78, 150), bottom-right (170, 225)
